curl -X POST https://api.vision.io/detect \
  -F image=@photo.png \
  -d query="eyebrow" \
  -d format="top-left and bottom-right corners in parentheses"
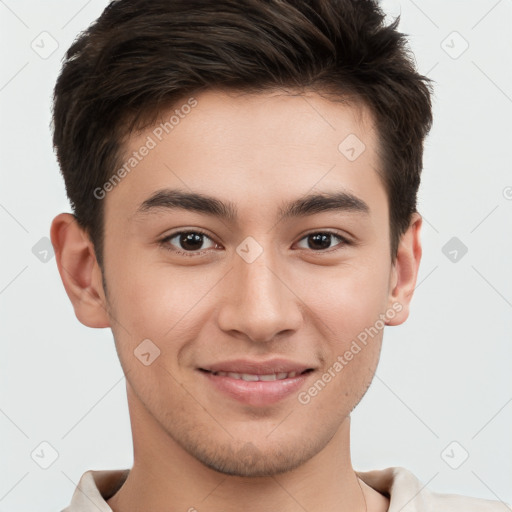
top-left (135, 188), bottom-right (370, 221)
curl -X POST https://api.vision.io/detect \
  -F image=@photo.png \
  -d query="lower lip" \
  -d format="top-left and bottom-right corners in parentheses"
top-left (200, 370), bottom-right (312, 406)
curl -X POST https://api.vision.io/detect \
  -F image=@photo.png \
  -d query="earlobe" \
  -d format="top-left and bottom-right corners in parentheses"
top-left (50, 213), bottom-right (111, 328)
top-left (386, 212), bottom-right (422, 326)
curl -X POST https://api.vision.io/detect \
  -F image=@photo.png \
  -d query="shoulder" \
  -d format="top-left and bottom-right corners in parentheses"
top-left (356, 466), bottom-right (510, 512)
top-left (426, 488), bottom-right (509, 511)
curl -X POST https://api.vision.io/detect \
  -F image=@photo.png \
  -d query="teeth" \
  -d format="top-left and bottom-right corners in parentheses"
top-left (212, 371), bottom-right (300, 381)
top-left (259, 374), bottom-right (277, 381)
top-left (241, 373), bottom-right (259, 381)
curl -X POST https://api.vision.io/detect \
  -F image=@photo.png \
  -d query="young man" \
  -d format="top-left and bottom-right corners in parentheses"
top-left (50, 1), bottom-right (507, 511)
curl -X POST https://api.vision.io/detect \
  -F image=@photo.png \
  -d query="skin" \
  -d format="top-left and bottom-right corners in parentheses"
top-left (51, 89), bottom-right (422, 512)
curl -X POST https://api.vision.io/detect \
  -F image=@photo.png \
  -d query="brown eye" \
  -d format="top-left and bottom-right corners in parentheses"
top-left (162, 231), bottom-right (217, 254)
top-left (296, 232), bottom-right (348, 252)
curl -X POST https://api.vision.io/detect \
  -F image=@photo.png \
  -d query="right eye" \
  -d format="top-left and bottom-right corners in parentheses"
top-left (159, 230), bottom-right (220, 257)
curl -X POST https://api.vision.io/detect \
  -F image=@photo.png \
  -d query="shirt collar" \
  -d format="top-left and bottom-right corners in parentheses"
top-left (63, 468), bottom-right (129, 511)
top-left (356, 466), bottom-right (427, 511)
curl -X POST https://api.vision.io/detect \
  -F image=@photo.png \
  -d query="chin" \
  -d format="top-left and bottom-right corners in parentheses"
top-left (173, 428), bottom-right (329, 477)
top-left (195, 442), bottom-right (312, 477)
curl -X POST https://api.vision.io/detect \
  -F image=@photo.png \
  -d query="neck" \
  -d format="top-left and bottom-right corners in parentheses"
top-left (107, 384), bottom-right (387, 512)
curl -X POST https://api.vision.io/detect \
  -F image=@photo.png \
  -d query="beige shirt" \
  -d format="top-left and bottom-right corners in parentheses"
top-left (62, 466), bottom-right (509, 511)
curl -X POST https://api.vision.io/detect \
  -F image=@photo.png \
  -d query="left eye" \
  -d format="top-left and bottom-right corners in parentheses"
top-left (296, 232), bottom-right (347, 251)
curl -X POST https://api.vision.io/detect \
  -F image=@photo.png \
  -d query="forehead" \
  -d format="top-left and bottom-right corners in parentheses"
top-left (106, 88), bottom-right (386, 226)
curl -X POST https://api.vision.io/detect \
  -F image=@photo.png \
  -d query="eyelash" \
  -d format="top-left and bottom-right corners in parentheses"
top-left (158, 229), bottom-right (351, 257)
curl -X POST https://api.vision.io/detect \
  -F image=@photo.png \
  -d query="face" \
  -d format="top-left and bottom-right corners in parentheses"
top-left (98, 89), bottom-right (400, 476)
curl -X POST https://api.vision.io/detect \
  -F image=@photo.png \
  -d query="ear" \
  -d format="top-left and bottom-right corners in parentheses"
top-left (50, 213), bottom-right (111, 328)
top-left (386, 212), bottom-right (422, 326)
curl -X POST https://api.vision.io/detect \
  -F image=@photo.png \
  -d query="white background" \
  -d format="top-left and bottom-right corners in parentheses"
top-left (1, 1), bottom-right (511, 510)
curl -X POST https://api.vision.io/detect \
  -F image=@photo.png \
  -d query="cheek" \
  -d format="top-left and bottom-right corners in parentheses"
top-left (110, 261), bottom-right (211, 333)
top-left (106, 261), bottom-right (223, 377)
top-left (300, 256), bottom-right (391, 339)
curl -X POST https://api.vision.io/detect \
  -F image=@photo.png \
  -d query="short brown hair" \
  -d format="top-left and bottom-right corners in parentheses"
top-left (52, 0), bottom-right (433, 268)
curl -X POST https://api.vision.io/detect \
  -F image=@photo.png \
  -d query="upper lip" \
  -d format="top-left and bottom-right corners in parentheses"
top-left (200, 358), bottom-right (314, 375)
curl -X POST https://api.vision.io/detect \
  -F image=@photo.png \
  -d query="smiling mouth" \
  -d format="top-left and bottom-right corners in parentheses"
top-left (199, 368), bottom-right (314, 381)
top-left (198, 367), bottom-right (315, 406)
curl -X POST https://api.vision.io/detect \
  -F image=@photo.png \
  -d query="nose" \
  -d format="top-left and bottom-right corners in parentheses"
top-left (216, 246), bottom-right (303, 343)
